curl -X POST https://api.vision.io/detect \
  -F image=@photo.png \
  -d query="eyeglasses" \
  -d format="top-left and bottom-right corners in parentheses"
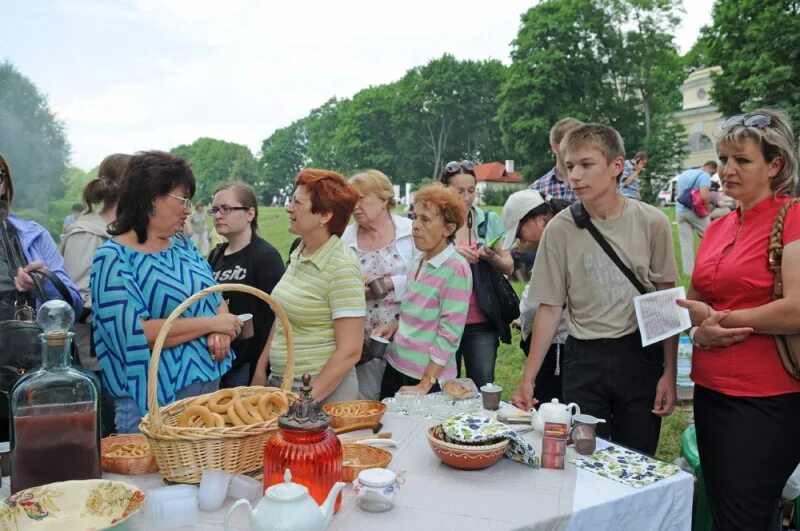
top-left (208, 205), bottom-right (250, 216)
top-left (167, 193), bottom-right (192, 209)
top-left (721, 114), bottom-right (772, 130)
top-left (443, 160), bottom-right (476, 175)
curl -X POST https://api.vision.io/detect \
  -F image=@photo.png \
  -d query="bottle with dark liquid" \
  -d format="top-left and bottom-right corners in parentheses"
top-left (10, 300), bottom-right (101, 493)
top-left (263, 374), bottom-right (343, 512)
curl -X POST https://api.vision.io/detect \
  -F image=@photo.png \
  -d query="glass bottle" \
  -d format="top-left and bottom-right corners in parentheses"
top-left (263, 374), bottom-right (343, 512)
top-left (10, 300), bottom-right (101, 494)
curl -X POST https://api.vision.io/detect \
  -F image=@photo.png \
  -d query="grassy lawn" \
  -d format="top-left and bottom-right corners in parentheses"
top-left (257, 204), bottom-right (693, 462)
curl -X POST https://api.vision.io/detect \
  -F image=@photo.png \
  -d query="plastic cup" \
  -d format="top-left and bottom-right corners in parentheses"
top-left (480, 382), bottom-right (503, 411)
top-left (368, 278), bottom-right (389, 298)
top-left (198, 469), bottom-right (232, 512)
top-left (145, 484), bottom-right (198, 529)
top-left (228, 474), bottom-right (263, 504)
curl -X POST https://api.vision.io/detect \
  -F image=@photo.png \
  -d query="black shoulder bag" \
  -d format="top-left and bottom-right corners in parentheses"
top-left (472, 211), bottom-right (520, 344)
top-left (0, 215), bottom-right (75, 395)
top-left (569, 202), bottom-right (648, 295)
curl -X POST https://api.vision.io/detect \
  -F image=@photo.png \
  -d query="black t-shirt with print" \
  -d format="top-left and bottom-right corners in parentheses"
top-left (209, 233), bottom-right (285, 373)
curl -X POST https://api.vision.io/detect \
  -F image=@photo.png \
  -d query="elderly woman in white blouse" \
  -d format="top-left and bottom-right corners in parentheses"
top-left (342, 170), bottom-right (418, 399)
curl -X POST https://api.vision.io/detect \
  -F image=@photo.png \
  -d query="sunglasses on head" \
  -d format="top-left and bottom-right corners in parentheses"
top-left (721, 113), bottom-right (772, 130)
top-left (443, 160), bottom-right (476, 175)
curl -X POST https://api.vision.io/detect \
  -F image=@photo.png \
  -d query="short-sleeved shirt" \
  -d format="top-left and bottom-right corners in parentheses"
top-left (91, 235), bottom-right (231, 414)
top-left (691, 195), bottom-right (800, 397)
top-left (387, 245), bottom-right (472, 380)
top-left (268, 235), bottom-right (366, 377)
top-left (676, 169), bottom-right (712, 214)
top-left (618, 160), bottom-right (640, 199)
top-left (531, 199), bottom-right (678, 339)
top-left (530, 167), bottom-right (577, 202)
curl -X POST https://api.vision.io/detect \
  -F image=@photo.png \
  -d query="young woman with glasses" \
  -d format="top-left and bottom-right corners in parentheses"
top-left (439, 160), bottom-right (514, 389)
top-left (677, 108), bottom-right (800, 530)
top-left (91, 151), bottom-right (243, 433)
top-left (208, 181), bottom-right (285, 388)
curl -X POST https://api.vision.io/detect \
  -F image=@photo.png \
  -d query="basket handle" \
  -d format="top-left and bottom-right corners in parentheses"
top-left (146, 283), bottom-right (295, 427)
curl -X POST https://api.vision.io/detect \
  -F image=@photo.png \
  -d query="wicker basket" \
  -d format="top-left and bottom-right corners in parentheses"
top-left (323, 400), bottom-right (386, 430)
top-left (101, 434), bottom-right (159, 475)
top-left (341, 443), bottom-right (393, 482)
top-left (139, 283), bottom-right (296, 484)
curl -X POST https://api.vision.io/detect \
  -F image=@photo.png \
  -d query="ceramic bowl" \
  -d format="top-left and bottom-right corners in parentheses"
top-left (426, 426), bottom-right (509, 470)
top-left (0, 479), bottom-right (145, 530)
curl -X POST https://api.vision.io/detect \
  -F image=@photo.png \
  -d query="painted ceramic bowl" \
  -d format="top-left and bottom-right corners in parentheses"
top-left (426, 425), bottom-right (509, 470)
top-left (0, 479), bottom-right (145, 530)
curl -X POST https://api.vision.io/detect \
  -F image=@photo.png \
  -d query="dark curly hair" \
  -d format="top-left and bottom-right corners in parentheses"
top-left (108, 151), bottom-right (195, 243)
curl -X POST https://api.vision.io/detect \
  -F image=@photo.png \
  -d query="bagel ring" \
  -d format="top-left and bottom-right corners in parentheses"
top-left (226, 402), bottom-right (246, 426)
top-left (258, 391), bottom-right (290, 421)
top-left (208, 388), bottom-right (241, 414)
top-left (177, 405), bottom-right (218, 428)
top-left (234, 395), bottom-right (264, 425)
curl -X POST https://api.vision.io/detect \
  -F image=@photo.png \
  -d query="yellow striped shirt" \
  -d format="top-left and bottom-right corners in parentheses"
top-left (269, 235), bottom-right (366, 377)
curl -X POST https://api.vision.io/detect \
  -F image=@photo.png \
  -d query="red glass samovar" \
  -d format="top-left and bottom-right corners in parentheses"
top-left (263, 374), bottom-right (343, 512)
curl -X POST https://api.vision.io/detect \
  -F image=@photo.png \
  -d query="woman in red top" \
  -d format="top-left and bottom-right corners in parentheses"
top-left (678, 108), bottom-right (800, 531)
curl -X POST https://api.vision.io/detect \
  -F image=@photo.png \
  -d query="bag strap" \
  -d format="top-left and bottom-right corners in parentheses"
top-left (768, 198), bottom-right (800, 272)
top-left (570, 202), bottom-right (648, 295)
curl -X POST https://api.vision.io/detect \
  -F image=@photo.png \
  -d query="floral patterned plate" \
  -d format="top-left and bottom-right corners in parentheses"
top-left (0, 479), bottom-right (145, 530)
top-left (441, 414), bottom-right (539, 468)
top-left (570, 445), bottom-right (680, 488)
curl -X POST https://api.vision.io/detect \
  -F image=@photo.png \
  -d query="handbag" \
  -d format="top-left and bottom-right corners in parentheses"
top-left (768, 198), bottom-right (800, 380)
top-left (473, 212), bottom-right (520, 344)
top-left (677, 171), bottom-right (710, 218)
top-left (0, 215), bottom-right (75, 394)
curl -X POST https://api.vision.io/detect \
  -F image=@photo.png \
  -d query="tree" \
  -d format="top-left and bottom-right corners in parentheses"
top-left (497, 0), bottom-right (686, 199)
top-left (0, 61), bottom-right (70, 212)
top-left (258, 120), bottom-right (308, 201)
top-left (695, 0), bottom-right (800, 134)
top-left (170, 138), bottom-right (260, 202)
top-left (306, 98), bottom-right (347, 169)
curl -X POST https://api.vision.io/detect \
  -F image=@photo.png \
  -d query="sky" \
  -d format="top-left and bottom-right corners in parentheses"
top-left (3, 0), bottom-right (714, 171)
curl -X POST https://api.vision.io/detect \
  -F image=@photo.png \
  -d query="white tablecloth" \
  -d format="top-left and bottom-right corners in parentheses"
top-left (1, 413), bottom-right (693, 530)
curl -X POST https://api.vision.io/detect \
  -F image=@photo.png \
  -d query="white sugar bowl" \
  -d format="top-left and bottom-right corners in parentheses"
top-left (353, 468), bottom-right (398, 513)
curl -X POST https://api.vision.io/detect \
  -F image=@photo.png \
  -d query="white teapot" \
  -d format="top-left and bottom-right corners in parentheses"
top-left (224, 469), bottom-right (346, 531)
top-left (530, 398), bottom-right (580, 433)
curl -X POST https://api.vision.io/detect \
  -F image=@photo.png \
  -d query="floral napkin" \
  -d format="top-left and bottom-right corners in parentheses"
top-left (441, 414), bottom-right (540, 468)
top-left (570, 445), bottom-right (680, 488)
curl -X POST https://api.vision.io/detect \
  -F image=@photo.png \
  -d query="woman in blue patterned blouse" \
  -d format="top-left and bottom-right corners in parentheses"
top-left (91, 151), bottom-right (243, 433)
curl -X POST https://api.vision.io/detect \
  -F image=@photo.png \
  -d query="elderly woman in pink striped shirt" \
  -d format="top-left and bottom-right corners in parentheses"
top-left (374, 184), bottom-right (472, 398)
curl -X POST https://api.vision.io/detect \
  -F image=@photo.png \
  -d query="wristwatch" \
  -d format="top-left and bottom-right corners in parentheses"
top-left (421, 373), bottom-right (437, 386)
top-left (688, 326), bottom-right (710, 350)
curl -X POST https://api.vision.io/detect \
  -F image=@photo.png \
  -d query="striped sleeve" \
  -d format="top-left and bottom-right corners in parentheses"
top-left (429, 257), bottom-right (472, 365)
top-left (329, 249), bottom-right (367, 319)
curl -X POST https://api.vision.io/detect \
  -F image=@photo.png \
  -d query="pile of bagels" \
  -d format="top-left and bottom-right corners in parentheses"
top-left (176, 388), bottom-right (292, 428)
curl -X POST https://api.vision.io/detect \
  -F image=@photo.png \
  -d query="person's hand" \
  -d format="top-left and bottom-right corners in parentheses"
top-left (251, 370), bottom-right (267, 387)
top-left (477, 244), bottom-right (497, 261)
top-left (14, 260), bottom-right (45, 293)
top-left (693, 309), bottom-right (754, 347)
top-left (511, 318), bottom-right (521, 330)
top-left (511, 380), bottom-right (539, 411)
top-left (651, 373), bottom-right (676, 417)
top-left (207, 332), bottom-right (231, 361)
top-left (675, 299), bottom-right (714, 326)
top-left (213, 313), bottom-right (243, 339)
top-left (372, 321), bottom-right (399, 340)
top-left (456, 245), bottom-right (480, 264)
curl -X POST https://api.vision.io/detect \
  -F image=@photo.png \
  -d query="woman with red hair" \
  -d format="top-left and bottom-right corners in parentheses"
top-left (252, 169), bottom-right (365, 403)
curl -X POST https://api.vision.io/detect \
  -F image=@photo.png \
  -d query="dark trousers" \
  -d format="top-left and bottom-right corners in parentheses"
top-left (520, 334), bottom-right (563, 403)
top-left (694, 385), bottom-right (800, 531)
top-left (563, 332), bottom-right (663, 456)
top-left (380, 363), bottom-right (440, 400)
top-left (455, 322), bottom-right (499, 390)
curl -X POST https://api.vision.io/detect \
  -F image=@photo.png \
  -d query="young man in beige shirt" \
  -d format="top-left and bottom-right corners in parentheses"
top-left (511, 124), bottom-right (679, 455)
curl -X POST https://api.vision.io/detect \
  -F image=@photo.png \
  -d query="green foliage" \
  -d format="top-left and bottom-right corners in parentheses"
top-left (497, 0), bottom-right (686, 196)
top-left (0, 61), bottom-right (70, 212)
top-left (259, 120), bottom-right (307, 201)
top-left (482, 186), bottom-right (519, 207)
top-left (696, 0), bottom-right (800, 134)
top-left (171, 138), bottom-right (260, 202)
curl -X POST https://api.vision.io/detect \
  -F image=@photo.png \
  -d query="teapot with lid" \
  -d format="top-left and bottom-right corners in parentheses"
top-left (224, 468), bottom-right (345, 531)
top-left (530, 398), bottom-right (580, 433)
